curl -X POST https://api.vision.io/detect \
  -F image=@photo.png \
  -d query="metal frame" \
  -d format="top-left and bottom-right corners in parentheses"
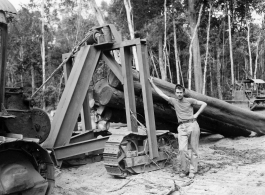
top-left (43, 25), bottom-right (159, 165)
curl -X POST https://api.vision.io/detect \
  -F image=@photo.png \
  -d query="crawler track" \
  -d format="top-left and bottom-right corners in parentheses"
top-left (103, 130), bottom-right (177, 177)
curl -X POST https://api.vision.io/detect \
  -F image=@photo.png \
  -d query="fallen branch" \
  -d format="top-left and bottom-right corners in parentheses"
top-left (107, 179), bottom-right (133, 192)
top-left (162, 180), bottom-right (178, 195)
top-left (181, 179), bottom-right (194, 187)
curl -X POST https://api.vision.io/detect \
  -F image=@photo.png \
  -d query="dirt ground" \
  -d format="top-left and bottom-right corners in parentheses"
top-left (51, 124), bottom-right (265, 195)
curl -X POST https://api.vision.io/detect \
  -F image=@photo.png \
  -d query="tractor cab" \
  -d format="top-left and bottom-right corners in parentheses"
top-left (232, 78), bottom-right (265, 110)
top-left (242, 79), bottom-right (265, 100)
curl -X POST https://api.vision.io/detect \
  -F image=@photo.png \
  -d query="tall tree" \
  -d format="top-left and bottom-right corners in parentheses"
top-left (247, 21), bottom-right (253, 78)
top-left (254, 12), bottom-right (264, 79)
top-left (173, 15), bottom-right (180, 84)
top-left (202, 3), bottom-right (212, 95)
top-left (41, 0), bottom-right (46, 109)
top-left (187, 0), bottom-right (203, 93)
top-left (227, 2), bottom-right (234, 85)
top-left (187, 2), bottom-right (203, 91)
top-left (124, 0), bottom-right (139, 70)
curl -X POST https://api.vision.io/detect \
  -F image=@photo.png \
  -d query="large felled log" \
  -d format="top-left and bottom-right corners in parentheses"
top-left (107, 85), bottom-right (178, 124)
top-left (108, 70), bottom-right (168, 104)
top-left (105, 69), bottom-right (265, 136)
top-left (93, 79), bottom-right (114, 105)
top-left (108, 107), bottom-right (179, 132)
top-left (94, 79), bottom-right (251, 136)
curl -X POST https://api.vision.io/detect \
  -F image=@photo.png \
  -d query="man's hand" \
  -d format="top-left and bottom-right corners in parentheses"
top-left (193, 114), bottom-right (198, 119)
top-left (148, 77), bottom-right (154, 84)
top-left (148, 77), bottom-right (170, 101)
top-left (193, 101), bottom-right (207, 119)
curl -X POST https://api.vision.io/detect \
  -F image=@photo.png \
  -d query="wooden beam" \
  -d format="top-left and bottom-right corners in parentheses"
top-left (137, 43), bottom-right (159, 159)
top-left (82, 91), bottom-right (92, 131)
top-left (43, 46), bottom-right (101, 149)
top-left (96, 38), bottom-right (146, 51)
top-left (108, 24), bottom-right (122, 42)
top-left (62, 53), bottom-right (72, 83)
top-left (101, 52), bottom-right (123, 84)
top-left (120, 46), bottom-right (138, 132)
top-left (62, 53), bottom-right (78, 132)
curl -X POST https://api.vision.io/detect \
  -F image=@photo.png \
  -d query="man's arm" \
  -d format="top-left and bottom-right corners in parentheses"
top-left (148, 77), bottom-right (170, 101)
top-left (193, 100), bottom-right (207, 119)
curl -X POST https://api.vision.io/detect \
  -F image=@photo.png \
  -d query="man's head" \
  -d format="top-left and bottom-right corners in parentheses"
top-left (175, 84), bottom-right (185, 100)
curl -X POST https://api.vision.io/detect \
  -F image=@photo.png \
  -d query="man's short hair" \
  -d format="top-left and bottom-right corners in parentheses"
top-left (175, 84), bottom-right (185, 93)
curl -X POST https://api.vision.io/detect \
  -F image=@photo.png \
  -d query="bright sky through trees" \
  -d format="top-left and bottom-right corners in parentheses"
top-left (8, 0), bottom-right (109, 10)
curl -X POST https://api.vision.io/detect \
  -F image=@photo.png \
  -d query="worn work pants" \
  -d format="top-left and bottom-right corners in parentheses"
top-left (178, 121), bottom-right (200, 174)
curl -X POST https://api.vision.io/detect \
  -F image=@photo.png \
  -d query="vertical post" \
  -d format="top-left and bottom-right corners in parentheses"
top-left (0, 23), bottom-right (7, 107)
top-left (62, 54), bottom-right (78, 132)
top-left (63, 54), bottom-right (92, 132)
top-left (137, 41), bottom-right (159, 159)
top-left (41, 0), bottom-right (46, 110)
top-left (82, 91), bottom-right (92, 131)
top-left (120, 46), bottom-right (138, 132)
top-left (43, 46), bottom-right (100, 149)
top-left (62, 53), bottom-right (72, 82)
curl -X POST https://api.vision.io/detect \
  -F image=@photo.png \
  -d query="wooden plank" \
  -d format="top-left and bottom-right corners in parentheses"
top-left (42, 46), bottom-right (101, 149)
top-left (120, 46), bottom-right (138, 132)
top-left (137, 43), bottom-right (159, 159)
top-left (101, 52), bottom-right (123, 84)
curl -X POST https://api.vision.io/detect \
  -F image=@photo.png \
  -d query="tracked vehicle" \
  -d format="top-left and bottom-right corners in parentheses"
top-left (0, 1), bottom-right (54, 194)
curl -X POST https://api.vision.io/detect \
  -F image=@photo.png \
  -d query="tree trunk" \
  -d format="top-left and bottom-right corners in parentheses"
top-left (149, 50), bottom-right (159, 78)
top-left (89, 0), bottom-right (105, 25)
top-left (254, 13), bottom-right (264, 79)
top-left (227, 3), bottom-right (235, 85)
top-left (216, 46), bottom-right (222, 100)
top-left (124, 0), bottom-right (139, 70)
top-left (202, 3), bottom-right (212, 95)
top-left (159, 36), bottom-right (166, 80)
top-left (209, 60), bottom-right (213, 96)
top-left (247, 22), bottom-right (253, 78)
top-left (19, 46), bottom-right (24, 88)
top-left (260, 43), bottom-right (264, 79)
top-left (173, 15), bottom-right (180, 84)
top-left (41, 0), bottom-right (46, 110)
top-left (163, 0), bottom-right (167, 76)
top-left (93, 78), bottom-right (253, 136)
top-left (188, 1), bottom-right (203, 92)
top-left (31, 65), bottom-right (35, 95)
top-left (93, 79), bottom-right (114, 105)
top-left (99, 68), bottom-right (265, 136)
top-left (165, 48), bottom-right (172, 83)
top-left (244, 53), bottom-right (248, 78)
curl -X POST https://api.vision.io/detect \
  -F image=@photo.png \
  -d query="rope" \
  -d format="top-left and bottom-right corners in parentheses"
top-left (129, 109), bottom-right (147, 131)
top-left (31, 30), bottom-right (94, 98)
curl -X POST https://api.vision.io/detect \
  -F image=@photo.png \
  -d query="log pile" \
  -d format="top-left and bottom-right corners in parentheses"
top-left (91, 68), bottom-right (265, 137)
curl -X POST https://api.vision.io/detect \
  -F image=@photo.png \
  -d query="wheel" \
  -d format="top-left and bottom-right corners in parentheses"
top-left (118, 138), bottom-right (139, 175)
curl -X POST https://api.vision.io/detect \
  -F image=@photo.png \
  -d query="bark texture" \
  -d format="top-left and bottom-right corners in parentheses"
top-left (92, 69), bottom-right (265, 137)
